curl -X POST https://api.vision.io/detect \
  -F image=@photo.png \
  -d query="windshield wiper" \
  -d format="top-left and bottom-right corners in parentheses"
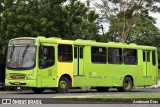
top-left (9, 45), bottom-right (15, 62)
top-left (21, 45), bottom-right (30, 63)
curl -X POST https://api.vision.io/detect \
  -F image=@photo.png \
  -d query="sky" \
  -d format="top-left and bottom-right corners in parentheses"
top-left (80, 0), bottom-right (160, 32)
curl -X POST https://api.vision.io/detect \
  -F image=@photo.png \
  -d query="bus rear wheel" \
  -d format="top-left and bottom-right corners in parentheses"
top-left (117, 77), bottom-right (133, 92)
top-left (56, 77), bottom-right (70, 93)
top-left (31, 88), bottom-right (45, 94)
top-left (95, 87), bottom-right (110, 92)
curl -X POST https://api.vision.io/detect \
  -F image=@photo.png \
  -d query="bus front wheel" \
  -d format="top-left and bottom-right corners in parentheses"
top-left (31, 88), bottom-right (45, 94)
top-left (117, 77), bottom-right (133, 92)
top-left (56, 77), bottom-right (70, 93)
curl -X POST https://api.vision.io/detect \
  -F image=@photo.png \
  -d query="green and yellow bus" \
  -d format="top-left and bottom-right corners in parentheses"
top-left (5, 36), bottom-right (158, 93)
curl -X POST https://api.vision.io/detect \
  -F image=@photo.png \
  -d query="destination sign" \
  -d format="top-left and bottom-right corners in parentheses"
top-left (10, 39), bottom-right (35, 45)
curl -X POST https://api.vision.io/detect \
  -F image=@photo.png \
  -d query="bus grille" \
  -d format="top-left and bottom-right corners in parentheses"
top-left (9, 74), bottom-right (26, 80)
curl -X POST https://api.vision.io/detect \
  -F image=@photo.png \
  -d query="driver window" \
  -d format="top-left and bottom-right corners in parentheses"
top-left (39, 46), bottom-right (55, 69)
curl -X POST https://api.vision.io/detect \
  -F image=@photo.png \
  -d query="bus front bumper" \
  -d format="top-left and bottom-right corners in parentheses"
top-left (5, 79), bottom-right (37, 87)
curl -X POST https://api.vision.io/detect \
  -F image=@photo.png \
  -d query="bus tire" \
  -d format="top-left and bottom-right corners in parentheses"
top-left (56, 77), bottom-right (70, 93)
top-left (117, 77), bottom-right (133, 92)
top-left (31, 88), bottom-right (45, 94)
top-left (95, 87), bottom-right (110, 92)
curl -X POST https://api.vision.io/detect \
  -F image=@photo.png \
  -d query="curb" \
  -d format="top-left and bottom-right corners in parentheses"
top-left (147, 81), bottom-right (160, 89)
top-left (134, 81), bottom-right (160, 89)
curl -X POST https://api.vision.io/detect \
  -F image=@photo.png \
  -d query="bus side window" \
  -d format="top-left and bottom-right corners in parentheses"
top-left (39, 46), bottom-right (55, 69)
top-left (143, 51), bottom-right (146, 62)
top-left (124, 49), bottom-right (137, 65)
top-left (58, 44), bottom-right (73, 62)
top-left (152, 51), bottom-right (156, 66)
top-left (91, 46), bottom-right (106, 63)
top-left (58, 54), bottom-right (63, 62)
top-left (108, 48), bottom-right (122, 64)
top-left (74, 47), bottom-right (77, 58)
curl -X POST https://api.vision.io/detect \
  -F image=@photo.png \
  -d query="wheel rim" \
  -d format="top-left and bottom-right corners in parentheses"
top-left (124, 80), bottom-right (130, 89)
top-left (59, 80), bottom-right (67, 89)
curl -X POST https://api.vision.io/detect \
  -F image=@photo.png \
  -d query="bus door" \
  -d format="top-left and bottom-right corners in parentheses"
top-left (143, 51), bottom-right (151, 77)
top-left (143, 50), bottom-right (152, 85)
top-left (74, 46), bottom-right (84, 76)
top-left (38, 44), bottom-right (55, 87)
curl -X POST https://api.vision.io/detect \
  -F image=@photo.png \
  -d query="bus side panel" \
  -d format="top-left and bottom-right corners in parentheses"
top-left (73, 76), bottom-right (113, 87)
top-left (57, 62), bottom-right (73, 86)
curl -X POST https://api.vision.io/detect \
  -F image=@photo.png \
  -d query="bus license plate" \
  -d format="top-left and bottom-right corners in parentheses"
top-left (15, 82), bottom-right (20, 85)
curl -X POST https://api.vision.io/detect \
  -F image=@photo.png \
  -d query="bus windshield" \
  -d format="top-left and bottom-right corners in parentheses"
top-left (6, 46), bottom-right (36, 70)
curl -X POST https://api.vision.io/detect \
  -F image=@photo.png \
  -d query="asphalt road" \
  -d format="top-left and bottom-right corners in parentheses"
top-left (0, 88), bottom-right (160, 98)
top-left (0, 88), bottom-right (160, 106)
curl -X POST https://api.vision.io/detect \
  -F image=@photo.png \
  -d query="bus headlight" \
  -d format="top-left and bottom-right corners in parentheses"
top-left (26, 74), bottom-right (33, 80)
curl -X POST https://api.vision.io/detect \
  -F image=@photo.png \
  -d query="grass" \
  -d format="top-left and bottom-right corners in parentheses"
top-left (54, 93), bottom-right (160, 99)
top-left (55, 93), bottom-right (160, 103)
top-left (93, 93), bottom-right (160, 98)
top-left (54, 91), bottom-right (160, 103)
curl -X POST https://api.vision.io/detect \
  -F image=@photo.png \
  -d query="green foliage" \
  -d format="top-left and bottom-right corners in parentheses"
top-left (61, 0), bottom-right (100, 40)
top-left (97, 0), bottom-right (160, 42)
top-left (0, 0), bottom-right (100, 66)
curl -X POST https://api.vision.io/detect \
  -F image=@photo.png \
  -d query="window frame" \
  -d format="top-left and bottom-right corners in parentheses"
top-left (123, 49), bottom-right (138, 65)
top-left (91, 46), bottom-right (107, 64)
top-left (152, 50), bottom-right (156, 66)
top-left (58, 44), bottom-right (73, 62)
top-left (7, 45), bottom-right (37, 70)
top-left (108, 47), bottom-right (122, 64)
top-left (39, 45), bottom-right (55, 69)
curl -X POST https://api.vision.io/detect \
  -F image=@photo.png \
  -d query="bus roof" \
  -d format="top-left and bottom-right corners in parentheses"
top-left (10, 36), bottom-right (157, 50)
top-left (74, 40), bottom-right (156, 50)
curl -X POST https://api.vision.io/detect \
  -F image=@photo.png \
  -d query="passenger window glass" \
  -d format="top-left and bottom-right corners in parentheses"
top-left (91, 47), bottom-right (106, 63)
top-left (147, 51), bottom-right (150, 62)
top-left (124, 49), bottom-right (137, 65)
top-left (152, 51), bottom-right (156, 66)
top-left (74, 47), bottom-right (77, 58)
top-left (80, 47), bottom-right (83, 59)
top-left (39, 46), bottom-right (55, 69)
top-left (58, 44), bottom-right (73, 62)
top-left (143, 51), bottom-right (146, 62)
top-left (108, 48), bottom-right (122, 64)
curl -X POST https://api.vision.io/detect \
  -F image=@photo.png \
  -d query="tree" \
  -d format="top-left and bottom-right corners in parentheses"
top-left (0, 0), bottom-right (67, 72)
top-left (0, 0), bottom-right (100, 67)
top-left (129, 14), bottom-right (160, 45)
top-left (107, 13), bottom-right (160, 43)
top-left (61, 0), bottom-right (100, 40)
top-left (97, 0), bottom-right (160, 42)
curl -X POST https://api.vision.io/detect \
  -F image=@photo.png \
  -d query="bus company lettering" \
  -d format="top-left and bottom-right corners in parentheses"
top-left (133, 100), bottom-right (158, 104)
top-left (12, 99), bottom-right (42, 104)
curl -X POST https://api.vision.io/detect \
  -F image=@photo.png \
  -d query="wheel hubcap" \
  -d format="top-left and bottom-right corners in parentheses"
top-left (124, 80), bottom-right (130, 89)
top-left (60, 80), bottom-right (67, 89)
